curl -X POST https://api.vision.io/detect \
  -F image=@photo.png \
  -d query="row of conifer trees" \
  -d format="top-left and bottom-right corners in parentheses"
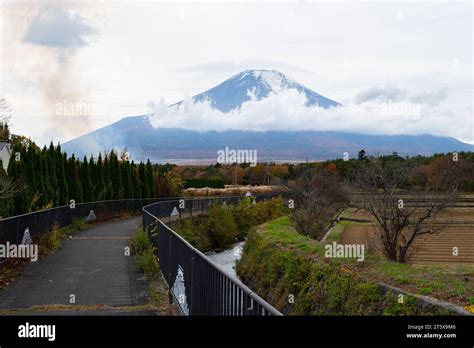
top-left (3, 141), bottom-right (156, 217)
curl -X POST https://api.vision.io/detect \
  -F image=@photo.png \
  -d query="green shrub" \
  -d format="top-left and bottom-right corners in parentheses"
top-left (230, 197), bottom-right (258, 236)
top-left (205, 205), bottom-right (238, 249)
top-left (65, 218), bottom-right (87, 234)
top-left (135, 247), bottom-right (159, 280)
top-left (37, 228), bottom-right (66, 254)
top-left (178, 217), bottom-right (211, 250)
top-left (130, 228), bottom-right (151, 255)
top-left (129, 228), bottom-right (160, 280)
top-left (174, 196), bottom-right (285, 252)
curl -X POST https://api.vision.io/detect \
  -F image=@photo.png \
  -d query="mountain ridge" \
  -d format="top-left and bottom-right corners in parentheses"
top-left (62, 114), bottom-right (474, 162)
top-left (62, 69), bottom-right (474, 162)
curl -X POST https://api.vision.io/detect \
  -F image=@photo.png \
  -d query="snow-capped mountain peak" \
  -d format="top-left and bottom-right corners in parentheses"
top-left (174, 69), bottom-right (341, 113)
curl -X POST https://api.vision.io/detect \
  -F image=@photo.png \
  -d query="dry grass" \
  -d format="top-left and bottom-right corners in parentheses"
top-left (184, 184), bottom-right (285, 196)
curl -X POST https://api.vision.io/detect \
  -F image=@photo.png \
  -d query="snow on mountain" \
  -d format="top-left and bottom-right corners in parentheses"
top-left (173, 69), bottom-right (341, 112)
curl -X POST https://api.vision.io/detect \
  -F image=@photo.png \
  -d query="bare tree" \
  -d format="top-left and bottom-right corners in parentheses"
top-left (354, 157), bottom-right (460, 263)
top-left (288, 167), bottom-right (351, 240)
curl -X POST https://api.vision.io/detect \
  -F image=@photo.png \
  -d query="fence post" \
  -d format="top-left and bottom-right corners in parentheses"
top-left (190, 251), bottom-right (195, 315)
top-left (34, 212), bottom-right (38, 236)
top-left (168, 226), bottom-right (172, 300)
top-left (16, 217), bottom-right (20, 244)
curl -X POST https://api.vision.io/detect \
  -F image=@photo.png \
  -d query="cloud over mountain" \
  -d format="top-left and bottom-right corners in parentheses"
top-left (147, 70), bottom-right (471, 143)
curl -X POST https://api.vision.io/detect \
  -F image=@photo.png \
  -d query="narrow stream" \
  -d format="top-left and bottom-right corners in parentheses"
top-left (206, 240), bottom-right (245, 278)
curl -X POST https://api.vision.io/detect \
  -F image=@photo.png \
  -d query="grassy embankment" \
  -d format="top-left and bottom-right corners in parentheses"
top-left (236, 216), bottom-right (474, 315)
top-left (173, 197), bottom-right (285, 252)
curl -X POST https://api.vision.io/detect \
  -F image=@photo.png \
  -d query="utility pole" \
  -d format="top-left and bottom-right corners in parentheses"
top-left (262, 162), bottom-right (270, 185)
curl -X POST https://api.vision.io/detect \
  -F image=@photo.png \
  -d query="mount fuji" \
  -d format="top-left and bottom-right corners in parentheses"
top-left (62, 69), bottom-right (474, 163)
top-left (172, 69), bottom-right (340, 112)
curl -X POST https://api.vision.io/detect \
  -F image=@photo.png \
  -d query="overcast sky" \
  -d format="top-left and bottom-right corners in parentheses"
top-left (0, 0), bottom-right (472, 146)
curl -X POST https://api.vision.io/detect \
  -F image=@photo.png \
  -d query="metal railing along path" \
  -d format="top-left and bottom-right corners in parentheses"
top-left (142, 194), bottom-right (283, 316)
top-left (0, 198), bottom-right (178, 245)
top-left (0, 194), bottom-right (283, 316)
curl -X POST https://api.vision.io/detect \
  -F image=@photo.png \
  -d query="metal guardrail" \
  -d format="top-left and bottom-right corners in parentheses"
top-left (0, 198), bottom-right (176, 245)
top-left (142, 194), bottom-right (283, 316)
top-left (0, 194), bottom-right (283, 316)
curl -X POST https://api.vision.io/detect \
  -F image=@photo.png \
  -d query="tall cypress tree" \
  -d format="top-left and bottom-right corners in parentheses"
top-left (67, 155), bottom-right (83, 203)
top-left (8, 145), bottom-right (30, 214)
top-left (103, 155), bottom-right (113, 200)
top-left (0, 159), bottom-right (13, 217)
top-left (145, 159), bottom-right (155, 198)
top-left (110, 151), bottom-right (124, 199)
top-left (89, 156), bottom-right (97, 195)
top-left (57, 149), bottom-right (69, 205)
top-left (95, 153), bottom-right (106, 200)
top-left (131, 161), bottom-right (141, 198)
top-left (81, 156), bottom-right (94, 202)
top-left (48, 142), bottom-right (59, 205)
top-left (138, 162), bottom-right (149, 198)
top-left (122, 161), bottom-right (133, 199)
top-left (75, 158), bottom-right (84, 203)
top-left (24, 147), bottom-right (37, 203)
top-left (32, 149), bottom-right (46, 210)
top-left (40, 153), bottom-right (54, 207)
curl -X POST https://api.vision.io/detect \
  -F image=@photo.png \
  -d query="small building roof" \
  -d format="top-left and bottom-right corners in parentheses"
top-left (0, 142), bottom-right (10, 151)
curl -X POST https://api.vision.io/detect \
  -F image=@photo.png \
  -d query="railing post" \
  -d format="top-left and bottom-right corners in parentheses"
top-left (168, 226), bottom-right (172, 299)
top-left (16, 217), bottom-right (20, 244)
top-left (34, 211), bottom-right (38, 236)
top-left (190, 251), bottom-right (195, 315)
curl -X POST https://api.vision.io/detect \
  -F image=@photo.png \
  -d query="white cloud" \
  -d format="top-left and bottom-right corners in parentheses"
top-left (23, 6), bottom-right (98, 63)
top-left (147, 87), bottom-right (473, 143)
top-left (354, 85), bottom-right (448, 106)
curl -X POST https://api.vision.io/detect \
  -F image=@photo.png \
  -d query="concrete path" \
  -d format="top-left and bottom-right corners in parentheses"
top-left (0, 218), bottom-right (150, 314)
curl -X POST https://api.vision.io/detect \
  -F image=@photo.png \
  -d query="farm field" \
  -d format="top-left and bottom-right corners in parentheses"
top-left (340, 208), bottom-right (474, 264)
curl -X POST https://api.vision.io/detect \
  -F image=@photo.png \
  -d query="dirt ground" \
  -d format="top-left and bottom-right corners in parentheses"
top-left (341, 208), bottom-right (474, 264)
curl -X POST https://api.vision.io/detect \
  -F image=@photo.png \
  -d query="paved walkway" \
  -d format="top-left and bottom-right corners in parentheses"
top-left (0, 218), bottom-right (150, 314)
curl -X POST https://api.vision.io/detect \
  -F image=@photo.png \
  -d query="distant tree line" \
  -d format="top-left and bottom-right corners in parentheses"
top-left (166, 151), bottom-right (474, 191)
